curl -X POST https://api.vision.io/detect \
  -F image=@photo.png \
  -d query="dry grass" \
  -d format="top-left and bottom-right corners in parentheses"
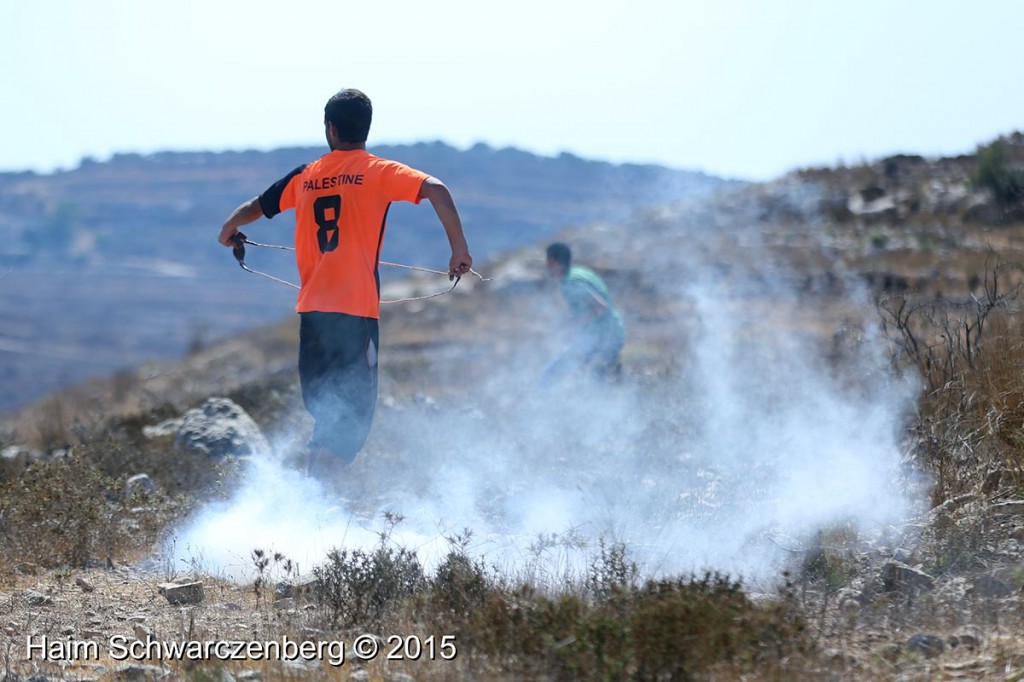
top-left (879, 260), bottom-right (1024, 505)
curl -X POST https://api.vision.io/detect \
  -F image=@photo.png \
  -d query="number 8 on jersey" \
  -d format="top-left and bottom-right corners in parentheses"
top-left (314, 194), bottom-right (342, 253)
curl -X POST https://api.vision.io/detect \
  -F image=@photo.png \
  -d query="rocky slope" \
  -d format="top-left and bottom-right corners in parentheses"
top-left (4, 134), bottom-right (1024, 680)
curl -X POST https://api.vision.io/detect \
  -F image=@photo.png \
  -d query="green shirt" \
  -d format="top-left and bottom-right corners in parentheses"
top-left (561, 266), bottom-right (624, 342)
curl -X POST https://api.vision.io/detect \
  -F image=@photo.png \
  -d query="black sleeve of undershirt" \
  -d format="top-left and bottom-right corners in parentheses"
top-left (258, 165), bottom-right (306, 218)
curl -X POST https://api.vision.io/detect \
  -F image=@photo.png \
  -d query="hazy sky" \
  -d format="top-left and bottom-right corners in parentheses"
top-left (1, 0), bottom-right (1021, 180)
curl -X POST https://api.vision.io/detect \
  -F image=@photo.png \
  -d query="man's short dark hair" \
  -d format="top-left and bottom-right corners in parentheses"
top-left (546, 242), bottom-right (571, 268)
top-left (324, 89), bottom-right (372, 143)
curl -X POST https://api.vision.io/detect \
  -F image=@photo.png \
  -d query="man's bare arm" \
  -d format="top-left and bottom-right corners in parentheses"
top-left (218, 197), bottom-right (264, 246)
top-left (419, 177), bottom-right (473, 278)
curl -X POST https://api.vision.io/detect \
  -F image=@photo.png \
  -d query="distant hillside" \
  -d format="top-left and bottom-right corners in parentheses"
top-left (0, 142), bottom-right (730, 410)
top-left (0, 141), bottom-right (727, 269)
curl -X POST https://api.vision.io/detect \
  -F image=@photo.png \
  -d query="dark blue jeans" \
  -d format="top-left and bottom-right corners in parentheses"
top-left (298, 312), bottom-right (379, 464)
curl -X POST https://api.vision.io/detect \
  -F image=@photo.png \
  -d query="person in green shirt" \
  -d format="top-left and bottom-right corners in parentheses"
top-left (542, 242), bottom-right (625, 384)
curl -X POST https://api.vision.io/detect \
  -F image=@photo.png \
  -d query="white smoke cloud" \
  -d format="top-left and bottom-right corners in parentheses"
top-left (170, 189), bottom-right (925, 585)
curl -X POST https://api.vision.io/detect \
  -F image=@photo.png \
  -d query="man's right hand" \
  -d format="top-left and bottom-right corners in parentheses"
top-left (219, 196), bottom-right (264, 246)
top-left (218, 224), bottom-right (239, 247)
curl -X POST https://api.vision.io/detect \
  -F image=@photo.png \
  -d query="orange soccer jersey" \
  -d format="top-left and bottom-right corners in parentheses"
top-left (258, 150), bottom-right (429, 318)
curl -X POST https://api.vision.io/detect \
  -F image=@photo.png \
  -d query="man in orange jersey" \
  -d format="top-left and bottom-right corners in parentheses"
top-left (218, 89), bottom-right (472, 476)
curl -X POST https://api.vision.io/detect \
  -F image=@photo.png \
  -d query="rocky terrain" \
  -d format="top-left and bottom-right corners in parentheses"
top-left (2, 134), bottom-right (1024, 680)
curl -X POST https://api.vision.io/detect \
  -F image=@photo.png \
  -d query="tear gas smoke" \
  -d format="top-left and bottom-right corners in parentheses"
top-left (172, 191), bottom-right (924, 585)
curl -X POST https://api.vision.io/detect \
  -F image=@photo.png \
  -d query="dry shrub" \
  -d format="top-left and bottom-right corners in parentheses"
top-left (429, 550), bottom-right (492, 620)
top-left (24, 393), bottom-right (75, 451)
top-left (425, 544), bottom-right (813, 680)
top-left (303, 537), bottom-right (817, 680)
top-left (880, 259), bottom-right (1024, 504)
top-left (800, 524), bottom-right (861, 590)
top-left (13, 383), bottom-right (119, 452)
top-left (313, 544), bottom-right (426, 628)
top-left (454, 572), bottom-right (811, 681)
top-left (0, 451), bottom-right (174, 568)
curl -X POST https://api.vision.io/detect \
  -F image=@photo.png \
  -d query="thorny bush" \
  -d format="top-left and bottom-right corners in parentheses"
top-left (879, 257), bottom-right (1024, 506)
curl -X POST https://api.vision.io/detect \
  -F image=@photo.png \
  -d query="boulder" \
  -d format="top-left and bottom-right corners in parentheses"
top-left (906, 633), bottom-right (944, 658)
top-left (275, 579), bottom-right (318, 601)
top-left (970, 572), bottom-right (1015, 598)
top-left (991, 500), bottom-right (1024, 517)
top-left (114, 664), bottom-right (166, 681)
top-left (157, 581), bottom-right (204, 606)
top-left (881, 561), bottom-right (935, 592)
top-left (948, 633), bottom-right (979, 649)
top-left (848, 188), bottom-right (897, 218)
top-left (22, 589), bottom-right (53, 606)
top-left (133, 623), bottom-right (154, 641)
top-left (891, 547), bottom-right (914, 564)
top-left (835, 587), bottom-right (868, 607)
top-left (173, 398), bottom-right (268, 458)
